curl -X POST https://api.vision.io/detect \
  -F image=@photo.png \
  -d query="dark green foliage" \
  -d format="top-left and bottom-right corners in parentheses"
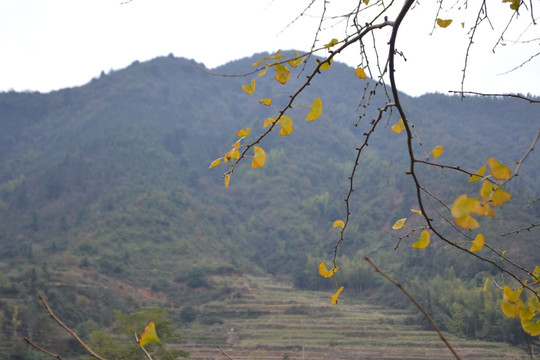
top-left (0, 54), bottom-right (538, 358)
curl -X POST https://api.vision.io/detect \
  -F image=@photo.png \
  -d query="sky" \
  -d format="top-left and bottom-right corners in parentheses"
top-left (1, 0), bottom-right (539, 96)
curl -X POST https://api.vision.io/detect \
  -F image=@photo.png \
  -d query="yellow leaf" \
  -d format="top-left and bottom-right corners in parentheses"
top-left (391, 118), bottom-right (405, 134)
top-left (522, 318), bottom-right (540, 336)
top-left (251, 146), bottom-right (266, 168)
top-left (224, 174), bottom-right (231, 188)
top-left (274, 64), bottom-right (290, 84)
top-left (329, 286), bottom-right (344, 305)
top-left (138, 321), bottom-right (160, 347)
top-left (318, 262), bottom-right (339, 278)
top-left (487, 157), bottom-right (511, 180)
top-left (288, 51), bottom-right (304, 68)
top-left (363, 0), bottom-right (369, 5)
top-left (306, 98), bottom-right (323, 122)
top-left (259, 98), bottom-right (272, 106)
top-left (501, 300), bottom-right (520, 318)
top-left (252, 58), bottom-right (265, 67)
top-left (263, 117), bottom-right (277, 128)
top-left (501, 250), bottom-right (507, 260)
top-left (411, 209), bottom-right (422, 216)
top-left (491, 187), bottom-right (512, 206)
top-left (480, 181), bottom-right (493, 201)
top-left (529, 295), bottom-right (540, 311)
top-left (483, 278), bottom-right (489, 293)
top-left (257, 65), bottom-right (269, 77)
top-left (333, 220), bottom-right (345, 229)
top-left (317, 58), bottom-right (333, 71)
top-left (469, 165), bottom-right (487, 183)
top-left (355, 67), bottom-right (367, 79)
top-left (278, 116), bottom-right (293, 136)
top-left (209, 158), bottom-right (222, 168)
top-left (455, 214), bottom-right (480, 229)
top-left (451, 194), bottom-right (481, 219)
top-left (436, 18), bottom-right (453, 28)
top-left (533, 266), bottom-right (540, 283)
top-left (432, 145), bottom-right (444, 159)
top-left (503, 285), bottom-right (523, 303)
top-left (391, 218), bottom-right (407, 230)
top-left (470, 233), bottom-right (485, 252)
top-left (324, 38), bottom-right (339, 49)
top-left (412, 230), bottom-right (430, 249)
top-left (241, 79), bottom-right (256, 94)
top-left (236, 127), bottom-right (251, 138)
top-left (503, 0), bottom-right (520, 10)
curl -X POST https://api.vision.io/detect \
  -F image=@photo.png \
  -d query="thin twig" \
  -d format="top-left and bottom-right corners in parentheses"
top-left (24, 338), bottom-right (66, 360)
top-left (218, 345), bottom-right (237, 360)
top-left (39, 295), bottom-right (106, 360)
top-left (364, 256), bottom-right (461, 360)
top-left (448, 90), bottom-right (540, 103)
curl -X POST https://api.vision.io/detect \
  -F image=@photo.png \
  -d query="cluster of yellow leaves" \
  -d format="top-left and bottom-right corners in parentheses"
top-left (449, 157), bottom-right (512, 252)
top-left (318, 262), bottom-right (344, 305)
top-left (501, 286), bottom-right (540, 336)
top-left (209, 127), bottom-right (266, 188)
top-left (391, 209), bottom-right (430, 249)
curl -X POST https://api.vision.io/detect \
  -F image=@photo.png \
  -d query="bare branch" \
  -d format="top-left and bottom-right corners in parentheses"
top-left (448, 90), bottom-right (540, 103)
top-left (24, 338), bottom-right (66, 360)
top-left (38, 295), bottom-right (106, 360)
top-left (364, 256), bottom-right (461, 360)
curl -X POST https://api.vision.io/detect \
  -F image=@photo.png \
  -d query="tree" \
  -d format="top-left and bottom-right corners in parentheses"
top-left (209, 0), bottom-right (540, 349)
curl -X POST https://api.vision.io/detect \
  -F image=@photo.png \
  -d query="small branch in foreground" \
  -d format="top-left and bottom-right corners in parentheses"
top-left (24, 338), bottom-right (66, 360)
top-left (363, 256), bottom-right (461, 360)
top-left (38, 295), bottom-right (106, 360)
top-left (218, 345), bottom-right (237, 360)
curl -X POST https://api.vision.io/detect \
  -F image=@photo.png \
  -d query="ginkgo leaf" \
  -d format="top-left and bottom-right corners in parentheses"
top-left (209, 158), bottom-right (222, 168)
top-left (251, 146), bottom-right (266, 168)
top-left (432, 145), bottom-right (444, 159)
top-left (306, 98), bottom-right (323, 122)
top-left (274, 64), bottom-right (290, 84)
top-left (412, 230), bottom-right (430, 249)
top-left (451, 194), bottom-right (481, 218)
top-left (259, 98), bottom-right (272, 106)
top-left (470, 233), bottom-right (485, 252)
top-left (436, 18), bottom-right (453, 28)
top-left (487, 157), bottom-right (511, 180)
top-left (288, 51), bottom-right (304, 68)
top-left (503, 285), bottom-right (523, 303)
top-left (138, 321), bottom-right (161, 347)
top-left (501, 250), bottom-right (507, 260)
top-left (483, 278), bottom-right (489, 293)
top-left (263, 117), bottom-right (277, 128)
top-left (329, 286), bottom-right (344, 305)
top-left (355, 67), bottom-right (367, 79)
top-left (333, 220), bottom-right (345, 228)
top-left (241, 79), bottom-right (256, 94)
top-left (533, 266), bottom-right (540, 283)
top-left (391, 218), bottom-right (407, 230)
top-left (324, 38), bottom-right (339, 49)
top-left (258, 65), bottom-right (269, 77)
top-left (503, 0), bottom-right (520, 10)
top-left (469, 165), bottom-right (487, 182)
top-left (491, 187), bottom-right (512, 206)
top-left (236, 127), bottom-right (251, 138)
top-left (411, 209), bottom-right (422, 216)
top-left (317, 59), bottom-right (333, 71)
top-left (455, 214), bottom-right (480, 229)
top-left (318, 262), bottom-right (339, 278)
top-left (224, 174), bottom-right (231, 188)
top-left (391, 118), bottom-right (405, 134)
top-left (522, 317), bottom-right (540, 336)
top-left (278, 116), bottom-right (293, 136)
top-left (363, 0), bottom-right (369, 4)
top-left (501, 300), bottom-right (520, 318)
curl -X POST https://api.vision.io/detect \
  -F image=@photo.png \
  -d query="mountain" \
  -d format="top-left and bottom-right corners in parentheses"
top-left (0, 53), bottom-right (538, 357)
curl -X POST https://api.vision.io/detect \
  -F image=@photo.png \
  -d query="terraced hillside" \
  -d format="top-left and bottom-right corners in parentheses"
top-left (175, 276), bottom-right (530, 360)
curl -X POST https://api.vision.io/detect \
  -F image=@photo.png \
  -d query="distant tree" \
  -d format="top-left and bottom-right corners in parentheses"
top-left (209, 0), bottom-right (540, 352)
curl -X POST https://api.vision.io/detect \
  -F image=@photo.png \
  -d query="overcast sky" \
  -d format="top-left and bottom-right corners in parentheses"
top-left (1, 0), bottom-right (539, 96)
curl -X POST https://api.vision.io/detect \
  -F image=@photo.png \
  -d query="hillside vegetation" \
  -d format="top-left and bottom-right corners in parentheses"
top-left (0, 53), bottom-right (538, 358)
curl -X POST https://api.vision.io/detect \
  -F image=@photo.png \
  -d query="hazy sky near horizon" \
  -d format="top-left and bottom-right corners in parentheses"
top-left (1, 0), bottom-right (539, 96)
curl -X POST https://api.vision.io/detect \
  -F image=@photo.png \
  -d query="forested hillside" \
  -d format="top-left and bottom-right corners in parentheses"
top-left (0, 53), bottom-right (538, 357)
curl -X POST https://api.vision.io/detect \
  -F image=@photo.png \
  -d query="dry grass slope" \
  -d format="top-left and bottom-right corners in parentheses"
top-left (175, 276), bottom-right (530, 360)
